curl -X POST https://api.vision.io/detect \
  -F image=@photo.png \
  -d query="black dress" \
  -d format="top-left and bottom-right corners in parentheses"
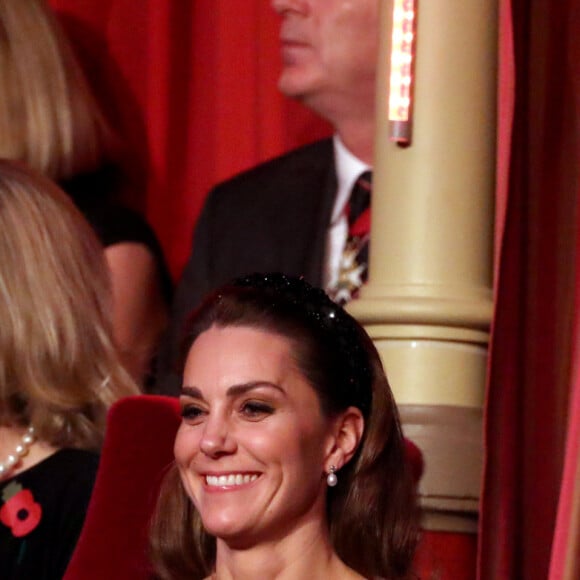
top-left (61, 167), bottom-right (173, 304)
top-left (0, 449), bottom-right (99, 580)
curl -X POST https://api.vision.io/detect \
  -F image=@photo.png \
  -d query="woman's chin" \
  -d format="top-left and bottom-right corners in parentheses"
top-left (201, 513), bottom-right (251, 542)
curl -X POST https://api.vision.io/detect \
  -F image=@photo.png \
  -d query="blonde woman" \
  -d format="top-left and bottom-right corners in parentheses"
top-left (0, 161), bottom-right (140, 579)
top-left (0, 0), bottom-right (171, 385)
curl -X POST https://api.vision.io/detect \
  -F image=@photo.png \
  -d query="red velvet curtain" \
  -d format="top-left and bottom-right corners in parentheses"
top-left (550, 274), bottom-right (580, 577)
top-left (481, 0), bottom-right (580, 578)
top-left (47, 0), bottom-right (580, 577)
top-left (48, 0), bottom-right (331, 279)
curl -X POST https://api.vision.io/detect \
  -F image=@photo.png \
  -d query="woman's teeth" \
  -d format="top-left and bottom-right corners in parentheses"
top-left (205, 474), bottom-right (258, 486)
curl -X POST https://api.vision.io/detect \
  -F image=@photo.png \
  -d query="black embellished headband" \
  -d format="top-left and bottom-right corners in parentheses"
top-left (231, 273), bottom-right (373, 416)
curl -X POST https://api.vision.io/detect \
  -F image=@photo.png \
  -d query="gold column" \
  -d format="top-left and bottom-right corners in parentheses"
top-left (349, 0), bottom-right (498, 531)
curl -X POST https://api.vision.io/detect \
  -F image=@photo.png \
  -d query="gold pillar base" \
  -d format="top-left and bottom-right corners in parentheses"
top-left (348, 298), bottom-right (487, 534)
top-left (348, 296), bottom-right (490, 407)
top-left (401, 404), bottom-right (482, 533)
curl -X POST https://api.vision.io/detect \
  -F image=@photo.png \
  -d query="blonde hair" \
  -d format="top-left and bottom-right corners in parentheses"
top-left (0, 0), bottom-right (114, 180)
top-left (0, 160), bottom-right (139, 450)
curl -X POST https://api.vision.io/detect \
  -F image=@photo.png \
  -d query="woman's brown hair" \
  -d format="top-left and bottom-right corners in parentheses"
top-left (150, 273), bottom-right (419, 579)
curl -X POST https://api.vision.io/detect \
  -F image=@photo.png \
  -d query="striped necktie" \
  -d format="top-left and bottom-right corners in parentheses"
top-left (331, 170), bottom-right (372, 305)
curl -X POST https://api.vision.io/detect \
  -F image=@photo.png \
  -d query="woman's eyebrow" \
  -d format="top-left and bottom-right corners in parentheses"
top-left (226, 381), bottom-right (286, 397)
top-left (180, 385), bottom-right (203, 399)
top-left (180, 382), bottom-right (285, 399)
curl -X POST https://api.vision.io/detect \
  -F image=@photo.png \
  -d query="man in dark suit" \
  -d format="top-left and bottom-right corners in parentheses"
top-left (156, 0), bottom-right (379, 393)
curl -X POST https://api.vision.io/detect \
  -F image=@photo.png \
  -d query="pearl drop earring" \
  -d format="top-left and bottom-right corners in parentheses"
top-left (327, 465), bottom-right (338, 487)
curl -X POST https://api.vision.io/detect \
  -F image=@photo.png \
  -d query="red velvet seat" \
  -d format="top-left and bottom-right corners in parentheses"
top-left (64, 396), bottom-right (181, 580)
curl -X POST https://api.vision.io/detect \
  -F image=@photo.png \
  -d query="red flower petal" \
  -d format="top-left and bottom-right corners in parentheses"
top-left (0, 489), bottom-right (42, 537)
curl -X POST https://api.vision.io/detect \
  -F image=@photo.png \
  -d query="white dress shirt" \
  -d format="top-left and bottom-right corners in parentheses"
top-left (323, 135), bottom-right (372, 291)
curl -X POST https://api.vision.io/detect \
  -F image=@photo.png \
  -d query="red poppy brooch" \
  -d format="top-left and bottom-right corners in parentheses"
top-left (0, 481), bottom-right (42, 537)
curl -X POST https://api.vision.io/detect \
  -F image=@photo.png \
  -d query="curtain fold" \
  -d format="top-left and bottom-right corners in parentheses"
top-left (549, 4), bottom-right (580, 576)
top-left (550, 296), bottom-right (580, 578)
top-left (480, 0), bottom-right (580, 578)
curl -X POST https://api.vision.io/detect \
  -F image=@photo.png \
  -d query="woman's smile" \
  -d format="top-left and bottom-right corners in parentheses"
top-left (203, 472), bottom-right (260, 488)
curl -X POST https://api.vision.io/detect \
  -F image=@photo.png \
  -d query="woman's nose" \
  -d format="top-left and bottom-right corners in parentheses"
top-left (199, 415), bottom-right (236, 458)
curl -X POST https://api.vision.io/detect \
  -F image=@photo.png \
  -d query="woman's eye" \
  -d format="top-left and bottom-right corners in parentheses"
top-left (181, 404), bottom-right (205, 422)
top-left (240, 401), bottom-right (274, 419)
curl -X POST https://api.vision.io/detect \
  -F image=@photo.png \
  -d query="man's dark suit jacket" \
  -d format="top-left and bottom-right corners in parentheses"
top-left (155, 137), bottom-right (336, 394)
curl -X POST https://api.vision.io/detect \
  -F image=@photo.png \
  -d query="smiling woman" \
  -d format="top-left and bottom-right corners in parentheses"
top-left (150, 273), bottom-right (419, 580)
top-left (177, 324), bottom-right (360, 549)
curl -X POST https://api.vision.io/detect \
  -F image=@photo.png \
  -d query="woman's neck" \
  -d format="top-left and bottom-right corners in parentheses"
top-left (211, 520), bottom-right (364, 580)
top-left (0, 425), bottom-right (58, 480)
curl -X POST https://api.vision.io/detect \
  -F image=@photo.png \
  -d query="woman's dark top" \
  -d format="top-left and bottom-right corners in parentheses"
top-left (0, 449), bottom-right (99, 580)
top-left (61, 167), bottom-right (173, 304)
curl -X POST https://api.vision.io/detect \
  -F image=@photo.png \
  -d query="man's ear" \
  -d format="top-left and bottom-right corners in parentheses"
top-left (324, 406), bottom-right (364, 471)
